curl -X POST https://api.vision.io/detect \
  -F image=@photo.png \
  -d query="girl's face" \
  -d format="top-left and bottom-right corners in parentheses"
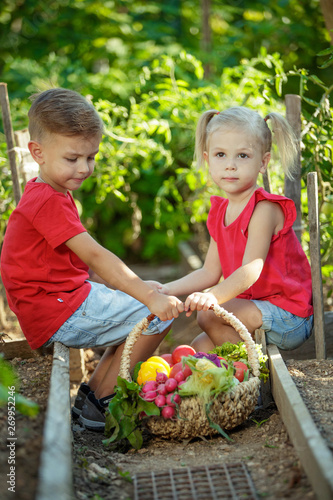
top-left (204, 127), bottom-right (270, 197)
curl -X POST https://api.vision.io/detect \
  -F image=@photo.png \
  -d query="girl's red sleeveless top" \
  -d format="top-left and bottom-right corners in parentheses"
top-left (207, 188), bottom-right (313, 317)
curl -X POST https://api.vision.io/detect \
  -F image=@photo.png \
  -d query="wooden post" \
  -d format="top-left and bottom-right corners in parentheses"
top-left (0, 83), bottom-right (22, 205)
top-left (307, 172), bottom-right (326, 359)
top-left (285, 94), bottom-right (302, 243)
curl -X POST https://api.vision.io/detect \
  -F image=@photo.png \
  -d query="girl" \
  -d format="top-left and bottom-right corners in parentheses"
top-left (159, 106), bottom-right (313, 352)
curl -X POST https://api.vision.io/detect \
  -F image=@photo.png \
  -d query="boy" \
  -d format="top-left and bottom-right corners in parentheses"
top-left (0, 88), bottom-right (184, 431)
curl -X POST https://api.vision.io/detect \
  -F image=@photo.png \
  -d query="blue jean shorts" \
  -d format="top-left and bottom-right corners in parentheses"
top-left (252, 300), bottom-right (313, 350)
top-left (43, 281), bottom-right (173, 349)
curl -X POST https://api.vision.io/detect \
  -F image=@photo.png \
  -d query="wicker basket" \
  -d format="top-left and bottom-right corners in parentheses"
top-left (118, 304), bottom-right (261, 440)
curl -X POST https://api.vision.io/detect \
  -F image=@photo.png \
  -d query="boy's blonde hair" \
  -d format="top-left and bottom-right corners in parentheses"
top-left (195, 106), bottom-right (298, 179)
top-left (28, 88), bottom-right (104, 142)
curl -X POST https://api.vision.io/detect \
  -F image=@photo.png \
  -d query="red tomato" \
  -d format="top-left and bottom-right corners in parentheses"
top-left (172, 345), bottom-right (196, 365)
top-left (182, 364), bottom-right (192, 378)
top-left (169, 361), bottom-right (192, 380)
top-left (233, 361), bottom-right (249, 383)
top-left (169, 362), bottom-right (183, 379)
top-left (160, 353), bottom-right (173, 367)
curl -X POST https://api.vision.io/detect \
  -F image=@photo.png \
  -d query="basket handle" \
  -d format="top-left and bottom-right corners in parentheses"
top-left (118, 305), bottom-right (260, 382)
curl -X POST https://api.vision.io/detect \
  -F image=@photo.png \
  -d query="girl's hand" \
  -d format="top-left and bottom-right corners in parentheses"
top-left (145, 280), bottom-right (170, 295)
top-left (184, 292), bottom-right (219, 317)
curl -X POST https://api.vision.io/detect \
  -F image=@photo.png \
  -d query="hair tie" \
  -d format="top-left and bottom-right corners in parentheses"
top-left (216, 111), bottom-right (220, 115)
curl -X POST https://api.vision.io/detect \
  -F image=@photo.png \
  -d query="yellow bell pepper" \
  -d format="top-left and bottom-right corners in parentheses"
top-left (146, 356), bottom-right (171, 372)
top-left (137, 360), bottom-right (170, 385)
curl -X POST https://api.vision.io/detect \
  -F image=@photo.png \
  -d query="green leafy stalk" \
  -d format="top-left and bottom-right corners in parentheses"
top-left (103, 376), bottom-right (160, 450)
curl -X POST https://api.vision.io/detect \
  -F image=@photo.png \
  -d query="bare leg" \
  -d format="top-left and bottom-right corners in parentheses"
top-left (94, 325), bottom-right (172, 398)
top-left (191, 332), bottom-right (215, 352)
top-left (193, 299), bottom-right (263, 351)
top-left (87, 346), bottom-right (117, 392)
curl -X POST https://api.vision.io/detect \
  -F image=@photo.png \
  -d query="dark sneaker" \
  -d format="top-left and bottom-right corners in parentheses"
top-left (79, 392), bottom-right (114, 432)
top-left (72, 382), bottom-right (91, 420)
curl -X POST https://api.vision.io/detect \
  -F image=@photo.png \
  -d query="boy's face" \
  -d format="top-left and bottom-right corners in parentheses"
top-left (29, 133), bottom-right (101, 194)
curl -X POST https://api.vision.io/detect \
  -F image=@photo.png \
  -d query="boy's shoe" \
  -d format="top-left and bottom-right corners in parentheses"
top-left (72, 382), bottom-right (91, 420)
top-left (79, 391), bottom-right (114, 432)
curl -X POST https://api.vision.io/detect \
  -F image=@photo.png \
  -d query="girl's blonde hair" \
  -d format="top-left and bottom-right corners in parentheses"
top-left (195, 106), bottom-right (298, 179)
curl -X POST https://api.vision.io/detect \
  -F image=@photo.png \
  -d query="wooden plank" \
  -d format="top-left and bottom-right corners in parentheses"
top-left (267, 344), bottom-right (333, 500)
top-left (0, 82), bottom-right (22, 204)
top-left (285, 94), bottom-right (302, 243)
top-left (307, 171), bottom-right (326, 359)
top-left (36, 342), bottom-right (74, 500)
top-left (0, 338), bottom-right (35, 359)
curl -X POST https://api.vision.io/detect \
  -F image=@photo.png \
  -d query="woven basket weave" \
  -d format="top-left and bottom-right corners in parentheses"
top-left (118, 304), bottom-right (261, 440)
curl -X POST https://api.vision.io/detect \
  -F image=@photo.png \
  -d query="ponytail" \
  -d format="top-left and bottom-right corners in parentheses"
top-left (264, 113), bottom-right (298, 179)
top-left (194, 110), bottom-right (219, 168)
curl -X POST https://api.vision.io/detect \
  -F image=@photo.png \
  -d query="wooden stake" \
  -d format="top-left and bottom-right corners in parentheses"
top-left (0, 83), bottom-right (22, 205)
top-left (307, 172), bottom-right (326, 359)
top-left (285, 94), bottom-right (302, 243)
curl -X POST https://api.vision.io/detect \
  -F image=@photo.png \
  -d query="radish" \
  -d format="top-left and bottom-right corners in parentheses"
top-left (174, 371), bottom-right (185, 383)
top-left (142, 380), bottom-right (158, 393)
top-left (143, 390), bottom-right (157, 402)
top-left (161, 406), bottom-right (175, 419)
top-left (154, 394), bottom-right (166, 407)
top-left (157, 383), bottom-right (168, 396)
top-left (155, 372), bottom-right (168, 384)
top-left (165, 378), bottom-right (177, 392)
top-left (166, 392), bottom-right (181, 407)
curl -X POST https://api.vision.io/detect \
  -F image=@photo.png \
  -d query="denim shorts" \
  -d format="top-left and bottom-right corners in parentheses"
top-left (252, 299), bottom-right (313, 350)
top-left (43, 281), bottom-right (173, 349)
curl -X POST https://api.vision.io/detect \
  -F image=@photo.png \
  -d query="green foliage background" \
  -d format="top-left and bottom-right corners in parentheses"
top-left (0, 1), bottom-right (332, 284)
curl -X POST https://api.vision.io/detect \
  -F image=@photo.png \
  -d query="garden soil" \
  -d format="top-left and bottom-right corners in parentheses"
top-left (0, 265), bottom-right (332, 500)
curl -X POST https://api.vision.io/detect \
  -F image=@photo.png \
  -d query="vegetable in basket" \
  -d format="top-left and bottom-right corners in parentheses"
top-left (104, 376), bottom-right (160, 450)
top-left (178, 355), bottom-right (238, 403)
top-left (210, 341), bottom-right (269, 382)
top-left (136, 356), bottom-right (171, 385)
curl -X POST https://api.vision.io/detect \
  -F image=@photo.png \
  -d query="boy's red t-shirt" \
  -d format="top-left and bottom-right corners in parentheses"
top-left (207, 188), bottom-right (313, 318)
top-left (0, 179), bottom-right (91, 349)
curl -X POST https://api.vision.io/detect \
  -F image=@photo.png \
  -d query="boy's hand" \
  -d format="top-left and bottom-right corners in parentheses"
top-left (145, 280), bottom-right (171, 295)
top-left (184, 292), bottom-right (218, 317)
top-left (148, 293), bottom-right (184, 321)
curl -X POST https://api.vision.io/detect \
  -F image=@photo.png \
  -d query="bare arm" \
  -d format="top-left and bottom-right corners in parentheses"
top-left (161, 237), bottom-right (223, 296)
top-left (65, 232), bottom-right (184, 321)
top-left (185, 201), bottom-right (284, 314)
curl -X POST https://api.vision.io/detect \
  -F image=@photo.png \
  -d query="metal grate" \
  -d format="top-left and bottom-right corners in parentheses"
top-left (133, 462), bottom-right (258, 500)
